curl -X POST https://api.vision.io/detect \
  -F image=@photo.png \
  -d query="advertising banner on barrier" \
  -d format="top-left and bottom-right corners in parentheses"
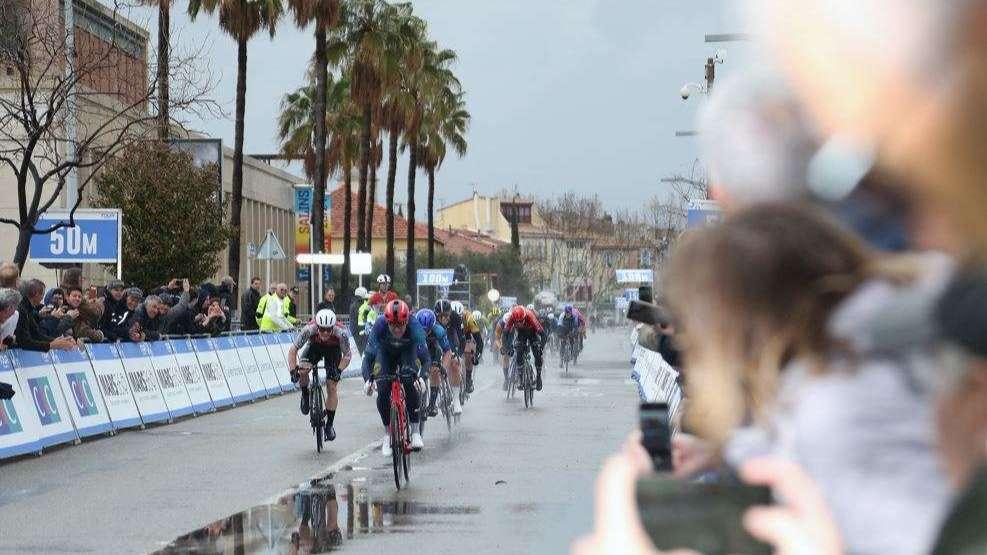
top-left (146, 341), bottom-right (194, 418)
top-left (244, 334), bottom-right (284, 395)
top-left (343, 334), bottom-right (362, 377)
top-left (212, 337), bottom-right (255, 403)
top-left (171, 338), bottom-right (214, 413)
top-left (261, 333), bottom-right (292, 387)
top-left (192, 338), bottom-right (234, 408)
top-left (0, 352), bottom-right (43, 459)
top-left (231, 335), bottom-right (268, 398)
top-left (87, 343), bottom-right (142, 429)
top-left (50, 348), bottom-right (112, 438)
top-left (632, 348), bottom-right (683, 423)
top-left (9, 349), bottom-right (79, 448)
top-left (117, 342), bottom-right (170, 424)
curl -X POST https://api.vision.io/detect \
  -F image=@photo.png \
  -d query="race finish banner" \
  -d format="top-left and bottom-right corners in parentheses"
top-left (117, 342), bottom-right (170, 424)
top-left (192, 338), bottom-right (234, 408)
top-left (212, 336), bottom-right (255, 403)
top-left (232, 335), bottom-right (269, 398)
top-left (243, 334), bottom-right (284, 395)
top-left (28, 209), bottom-right (122, 279)
top-left (616, 269), bottom-right (654, 284)
top-left (0, 352), bottom-right (42, 458)
top-left (87, 343), bottom-right (142, 430)
top-left (50, 348), bottom-right (112, 438)
top-left (146, 341), bottom-right (195, 419)
top-left (168, 338), bottom-right (214, 414)
top-left (9, 349), bottom-right (79, 448)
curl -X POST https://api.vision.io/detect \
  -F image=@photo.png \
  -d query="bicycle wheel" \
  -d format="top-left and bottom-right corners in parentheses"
top-left (440, 376), bottom-right (453, 433)
top-left (506, 361), bottom-right (517, 400)
top-left (524, 364), bottom-right (534, 408)
top-left (402, 416), bottom-right (411, 482)
top-left (311, 382), bottom-right (324, 453)
top-left (390, 404), bottom-right (402, 490)
top-left (563, 341), bottom-right (570, 375)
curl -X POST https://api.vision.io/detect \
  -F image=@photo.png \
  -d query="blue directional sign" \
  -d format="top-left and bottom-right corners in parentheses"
top-left (28, 209), bottom-right (121, 264)
top-left (686, 199), bottom-right (722, 229)
top-left (417, 269), bottom-right (455, 286)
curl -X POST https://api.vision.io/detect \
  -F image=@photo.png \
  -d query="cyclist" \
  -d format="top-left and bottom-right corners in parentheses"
top-left (288, 309), bottom-right (352, 442)
top-left (415, 309), bottom-right (456, 417)
top-left (361, 299), bottom-right (429, 455)
top-left (570, 304), bottom-right (588, 354)
top-left (504, 305), bottom-right (547, 391)
top-left (375, 274), bottom-right (399, 303)
top-left (462, 308), bottom-right (484, 392)
top-left (433, 300), bottom-right (465, 414)
top-left (557, 304), bottom-right (583, 362)
top-left (494, 312), bottom-right (514, 390)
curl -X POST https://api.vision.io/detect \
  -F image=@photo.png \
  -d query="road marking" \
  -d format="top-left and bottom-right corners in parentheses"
top-left (262, 438), bottom-right (382, 505)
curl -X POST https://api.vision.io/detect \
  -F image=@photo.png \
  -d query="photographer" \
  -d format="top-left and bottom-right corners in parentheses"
top-left (194, 298), bottom-right (228, 337)
top-left (134, 295), bottom-right (164, 342)
top-left (15, 280), bottom-right (75, 352)
top-left (104, 288), bottom-right (144, 342)
top-left (57, 286), bottom-right (105, 343)
top-left (38, 288), bottom-right (66, 337)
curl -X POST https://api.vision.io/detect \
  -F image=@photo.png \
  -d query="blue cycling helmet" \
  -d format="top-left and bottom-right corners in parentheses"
top-left (416, 308), bottom-right (437, 331)
top-left (564, 304), bottom-right (573, 314)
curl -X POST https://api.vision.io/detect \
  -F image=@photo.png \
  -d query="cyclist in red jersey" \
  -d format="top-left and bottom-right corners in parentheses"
top-left (504, 305), bottom-right (547, 391)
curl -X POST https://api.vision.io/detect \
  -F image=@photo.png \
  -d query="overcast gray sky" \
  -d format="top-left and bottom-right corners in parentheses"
top-left (126, 1), bottom-right (751, 212)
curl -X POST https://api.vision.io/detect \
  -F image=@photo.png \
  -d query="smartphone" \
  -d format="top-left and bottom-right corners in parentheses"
top-left (640, 402), bottom-right (673, 471)
top-left (626, 300), bottom-right (671, 326)
top-left (638, 285), bottom-right (654, 304)
top-left (637, 476), bottom-right (772, 555)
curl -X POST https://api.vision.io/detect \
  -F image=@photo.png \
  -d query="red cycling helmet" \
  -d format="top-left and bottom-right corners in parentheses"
top-left (508, 305), bottom-right (527, 324)
top-left (383, 300), bottom-right (410, 325)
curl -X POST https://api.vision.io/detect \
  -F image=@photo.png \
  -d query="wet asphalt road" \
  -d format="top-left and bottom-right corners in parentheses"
top-left (0, 329), bottom-right (638, 554)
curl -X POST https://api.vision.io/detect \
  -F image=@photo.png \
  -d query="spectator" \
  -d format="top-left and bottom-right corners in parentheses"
top-left (286, 286), bottom-right (299, 320)
top-left (257, 283), bottom-right (295, 331)
top-left (316, 287), bottom-right (336, 312)
top-left (194, 299), bottom-right (228, 336)
top-left (162, 280), bottom-right (203, 336)
top-left (134, 295), bottom-right (164, 341)
top-left (37, 288), bottom-right (66, 337)
top-left (59, 267), bottom-right (87, 292)
top-left (99, 280), bottom-right (126, 329)
top-left (57, 286), bottom-right (105, 343)
top-left (106, 288), bottom-right (145, 342)
top-left (349, 287), bottom-right (368, 350)
top-left (0, 288), bottom-right (22, 348)
top-left (240, 277), bottom-right (262, 331)
top-left (15, 279), bottom-right (75, 352)
top-left (0, 262), bottom-right (19, 289)
top-left (217, 276), bottom-right (236, 310)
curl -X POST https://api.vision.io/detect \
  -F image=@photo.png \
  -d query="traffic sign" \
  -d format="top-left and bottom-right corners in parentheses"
top-left (417, 269), bottom-right (454, 286)
top-left (256, 230), bottom-right (286, 261)
top-left (29, 209), bottom-right (121, 264)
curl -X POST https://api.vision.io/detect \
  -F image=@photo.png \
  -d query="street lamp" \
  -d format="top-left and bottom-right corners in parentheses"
top-left (486, 288), bottom-right (500, 303)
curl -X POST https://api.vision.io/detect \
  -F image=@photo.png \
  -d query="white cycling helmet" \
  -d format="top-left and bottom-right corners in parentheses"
top-left (451, 301), bottom-right (465, 316)
top-left (471, 310), bottom-right (482, 321)
top-left (315, 309), bottom-right (337, 329)
top-left (526, 303), bottom-right (535, 311)
top-left (376, 274), bottom-right (392, 284)
top-left (354, 286), bottom-right (368, 299)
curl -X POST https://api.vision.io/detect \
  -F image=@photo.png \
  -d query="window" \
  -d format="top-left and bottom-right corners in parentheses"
top-left (639, 248), bottom-right (653, 268)
top-left (500, 203), bottom-right (532, 224)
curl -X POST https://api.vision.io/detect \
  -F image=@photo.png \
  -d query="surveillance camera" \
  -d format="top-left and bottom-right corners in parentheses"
top-left (680, 85), bottom-right (690, 100)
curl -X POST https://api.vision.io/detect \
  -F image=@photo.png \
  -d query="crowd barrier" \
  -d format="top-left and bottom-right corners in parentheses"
top-left (629, 332), bottom-right (683, 433)
top-left (0, 331), bottom-right (362, 461)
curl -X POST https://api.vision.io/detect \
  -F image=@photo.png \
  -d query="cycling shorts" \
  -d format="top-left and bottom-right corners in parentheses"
top-left (298, 342), bottom-right (343, 382)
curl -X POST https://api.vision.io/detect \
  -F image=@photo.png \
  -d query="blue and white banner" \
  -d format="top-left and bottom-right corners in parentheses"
top-left (117, 342), bottom-right (170, 424)
top-left (192, 338), bottom-right (234, 408)
top-left (616, 269), bottom-right (654, 284)
top-left (262, 333), bottom-right (293, 389)
top-left (146, 341), bottom-right (194, 419)
top-left (87, 343), bottom-right (142, 430)
top-left (28, 209), bottom-right (121, 264)
top-left (9, 349), bottom-right (79, 448)
top-left (232, 335), bottom-right (269, 398)
top-left (50, 348), bottom-right (112, 438)
top-left (417, 269), bottom-right (455, 286)
top-left (0, 352), bottom-right (42, 458)
top-left (244, 334), bottom-right (284, 395)
top-left (686, 199), bottom-right (722, 229)
top-left (170, 339), bottom-right (213, 413)
top-left (212, 337), bottom-right (255, 404)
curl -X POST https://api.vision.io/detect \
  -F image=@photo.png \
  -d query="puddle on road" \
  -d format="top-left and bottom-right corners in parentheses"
top-left (153, 477), bottom-right (479, 554)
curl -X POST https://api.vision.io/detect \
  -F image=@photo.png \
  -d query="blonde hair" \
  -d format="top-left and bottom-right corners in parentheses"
top-left (663, 203), bottom-right (873, 445)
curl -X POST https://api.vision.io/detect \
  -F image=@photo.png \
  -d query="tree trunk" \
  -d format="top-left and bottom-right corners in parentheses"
top-left (385, 130), bottom-right (398, 279)
top-left (12, 225), bottom-right (32, 271)
top-left (405, 141), bottom-right (418, 300)
top-left (427, 165), bottom-right (435, 268)
top-left (366, 156), bottom-right (377, 256)
top-left (356, 103), bottom-right (371, 252)
top-left (342, 163), bottom-right (352, 300)
top-left (311, 27), bottom-right (329, 259)
top-left (228, 35), bottom-right (247, 297)
top-left (156, 0), bottom-right (170, 140)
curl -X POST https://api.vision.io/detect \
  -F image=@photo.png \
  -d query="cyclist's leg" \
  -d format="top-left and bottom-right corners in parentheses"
top-left (531, 331), bottom-right (545, 389)
top-left (322, 348), bottom-right (342, 436)
top-left (374, 351), bottom-right (397, 428)
top-left (296, 343), bottom-right (314, 414)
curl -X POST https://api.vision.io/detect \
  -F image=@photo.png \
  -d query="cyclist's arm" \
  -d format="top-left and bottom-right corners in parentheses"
top-left (337, 328), bottom-right (352, 368)
top-left (360, 323), bottom-right (382, 382)
top-left (411, 323), bottom-right (431, 377)
top-left (289, 325), bottom-right (315, 368)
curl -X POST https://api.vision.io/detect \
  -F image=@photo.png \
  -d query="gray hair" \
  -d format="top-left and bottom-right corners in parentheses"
top-left (0, 288), bottom-right (22, 311)
top-left (144, 294), bottom-right (161, 307)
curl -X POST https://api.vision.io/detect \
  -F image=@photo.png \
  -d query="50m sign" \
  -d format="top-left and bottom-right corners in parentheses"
top-left (28, 209), bottom-right (121, 265)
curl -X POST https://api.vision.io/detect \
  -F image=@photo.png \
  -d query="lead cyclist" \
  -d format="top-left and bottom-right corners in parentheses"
top-left (288, 309), bottom-right (352, 442)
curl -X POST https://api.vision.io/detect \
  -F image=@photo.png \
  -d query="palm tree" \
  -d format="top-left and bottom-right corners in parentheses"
top-left (188, 0), bottom-right (283, 301)
top-left (365, 136), bottom-right (383, 252)
top-left (286, 0), bottom-right (341, 258)
top-left (420, 89), bottom-right (469, 267)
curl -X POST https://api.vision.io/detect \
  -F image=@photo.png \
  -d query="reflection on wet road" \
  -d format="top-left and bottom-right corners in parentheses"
top-left (154, 473), bottom-right (480, 554)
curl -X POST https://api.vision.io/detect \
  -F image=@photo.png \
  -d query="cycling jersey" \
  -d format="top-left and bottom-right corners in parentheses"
top-left (292, 322), bottom-right (352, 355)
top-left (557, 313), bottom-right (581, 334)
top-left (463, 312), bottom-right (482, 334)
top-left (361, 317), bottom-right (430, 382)
top-left (444, 311), bottom-right (465, 354)
top-left (293, 323), bottom-right (351, 381)
top-left (504, 308), bottom-right (545, 335)
top-left (425, 323), bottom-right (452, 362)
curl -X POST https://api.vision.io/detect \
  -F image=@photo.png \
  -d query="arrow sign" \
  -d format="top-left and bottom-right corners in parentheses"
top-left (256, 230), bottom-right (286, 261)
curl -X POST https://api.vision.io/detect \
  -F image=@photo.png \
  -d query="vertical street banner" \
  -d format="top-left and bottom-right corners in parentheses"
top-left (232, 335), bottom-right (268, 398)
top-left (0, 352), bottom-right (42, 459)
top-left (87, 343), bottom-right (142, 430)
top-left (9, 349), bottom-right (79, 448)
top-left (50, 348), bottom-right (112, 438)
top-left (245, 334), bottom-right (284, 395)
top-left (146, 341), bottom-right (194, 419)
top-left (191, 338), bottom-right (234, 408)
top-left (169, 338), bottom-right (213, 414)
top-left (294, 185), bottom-right (332, 282)
top-left (212, 336), bottom-right (255, 403)
top-left (117, 342), bottom-right (170, 424)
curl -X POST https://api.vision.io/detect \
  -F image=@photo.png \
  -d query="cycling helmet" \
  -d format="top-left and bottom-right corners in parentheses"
top-left (383, 300), bottom-right (410, 324)
top-left (415, 308), bottom-right (437, 331)
top-left (471, 310), bottom-right (482, 321)
top-left (354, 286), bottom-right (368, 299)
top-left (526, 303), bottom-right (535, 311)
top-left (434, 299), bottom-right (452, 314)
top-left (451, 301), bottom-right (465, 316)
top-left (564, 304), bottom-right (574, 314)
top-left (376, 274), bottom-right (392, 285)
top-left (508, 305), bottom-right (527, 324)
top-left (315, 309), bottom-right (337, 329)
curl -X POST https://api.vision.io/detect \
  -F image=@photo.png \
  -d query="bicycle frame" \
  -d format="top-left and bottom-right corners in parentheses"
top-left (390, 378), bottom-right (410, 455)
